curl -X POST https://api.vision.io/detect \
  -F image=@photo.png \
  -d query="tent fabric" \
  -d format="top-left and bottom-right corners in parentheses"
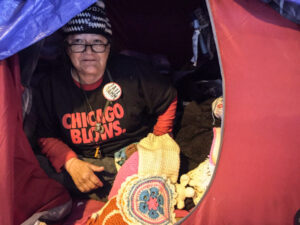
top-left (0, 55), bottom-right (70, 225)
top-left (0, 0), bottom-right (97, 60)
top-left (62, 199), bottom-right (105, 225)
top-left (181, 0), bottom-right (300, 224)
top-left (1, 0), bottom-right (300, 224)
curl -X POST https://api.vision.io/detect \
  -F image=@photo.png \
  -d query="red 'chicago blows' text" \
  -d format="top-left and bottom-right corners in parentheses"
top-left (61, 103), bottom-right (126, 144)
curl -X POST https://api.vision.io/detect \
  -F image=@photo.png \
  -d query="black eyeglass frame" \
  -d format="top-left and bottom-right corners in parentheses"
top-left (66, 42), bottom-right (110, 53)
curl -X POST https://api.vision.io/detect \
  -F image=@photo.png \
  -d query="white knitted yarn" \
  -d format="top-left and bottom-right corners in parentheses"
top-left (137, 133), bottom-right (180, 184)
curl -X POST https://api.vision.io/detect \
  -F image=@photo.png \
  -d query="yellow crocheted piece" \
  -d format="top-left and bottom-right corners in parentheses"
top-left (137, 133), bottom-right (180, 184)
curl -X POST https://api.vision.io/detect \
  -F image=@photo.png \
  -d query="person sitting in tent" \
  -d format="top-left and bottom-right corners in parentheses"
top-left (36, 0), bottom-right (177, 201)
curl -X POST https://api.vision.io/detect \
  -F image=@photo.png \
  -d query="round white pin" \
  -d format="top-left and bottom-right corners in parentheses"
top-left (103, 82), bottom-right (122, 101)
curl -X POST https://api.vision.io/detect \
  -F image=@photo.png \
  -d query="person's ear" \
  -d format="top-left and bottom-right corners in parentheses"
top-left (107, 42), bottom-right (114, 60)
top-left (63, 38), bottom-right (71, 56)
top-left (65, 45), bottom-right (71, 57)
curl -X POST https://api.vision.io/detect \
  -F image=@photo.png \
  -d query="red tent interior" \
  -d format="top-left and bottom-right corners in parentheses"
top-left (0, 56), bottom-right (70, 225)
top-left (0, 0), bottom-right (299, 224)
top-left (183, 0), bottom-right (300, 224)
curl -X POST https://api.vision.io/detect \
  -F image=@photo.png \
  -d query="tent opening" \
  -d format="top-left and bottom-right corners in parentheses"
top-left (17, 0), bottom-right (224, 223)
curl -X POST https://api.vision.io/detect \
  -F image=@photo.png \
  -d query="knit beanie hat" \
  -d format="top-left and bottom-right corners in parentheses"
top-left (62, 0), bottom-right (112, 40)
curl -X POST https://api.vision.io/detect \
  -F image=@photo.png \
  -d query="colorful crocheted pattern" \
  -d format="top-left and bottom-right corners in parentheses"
top-left (117, 175), bottom-right (176, 225)
top-left (86, 197), bottom-right (129, 225)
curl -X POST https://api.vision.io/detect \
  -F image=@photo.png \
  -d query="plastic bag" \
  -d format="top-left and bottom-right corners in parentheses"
top-left (261, 0), bottom-right (300, 24)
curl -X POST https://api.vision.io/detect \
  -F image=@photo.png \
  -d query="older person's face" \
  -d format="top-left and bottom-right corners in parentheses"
top-left (66, 33), bottom-right (110, 78)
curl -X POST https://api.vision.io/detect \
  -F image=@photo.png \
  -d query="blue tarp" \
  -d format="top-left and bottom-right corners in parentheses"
top-left (0, 0), bottom-right (97, 60)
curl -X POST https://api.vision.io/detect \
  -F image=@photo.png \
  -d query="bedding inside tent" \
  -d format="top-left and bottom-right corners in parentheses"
top-left (0, 0), bottom-right (300, 224)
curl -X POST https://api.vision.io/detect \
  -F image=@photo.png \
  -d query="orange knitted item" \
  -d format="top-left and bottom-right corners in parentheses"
top-left (86, 197), bottom-right (128, 225)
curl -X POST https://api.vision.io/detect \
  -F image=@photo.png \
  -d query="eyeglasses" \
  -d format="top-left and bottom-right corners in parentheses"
top-left (67, 43), bottom-right (110, 53)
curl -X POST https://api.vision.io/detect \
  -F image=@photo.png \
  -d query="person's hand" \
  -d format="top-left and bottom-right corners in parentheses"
top-left (65, 158), bottom-right (104, 193)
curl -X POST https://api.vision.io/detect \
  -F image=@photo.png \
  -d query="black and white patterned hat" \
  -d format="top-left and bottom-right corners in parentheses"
top-left (62, 0), bottom-right (112, 40)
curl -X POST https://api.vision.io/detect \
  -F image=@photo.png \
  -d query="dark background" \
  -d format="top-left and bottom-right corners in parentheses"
top-left (106, 0), bottom-right (204, 69)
